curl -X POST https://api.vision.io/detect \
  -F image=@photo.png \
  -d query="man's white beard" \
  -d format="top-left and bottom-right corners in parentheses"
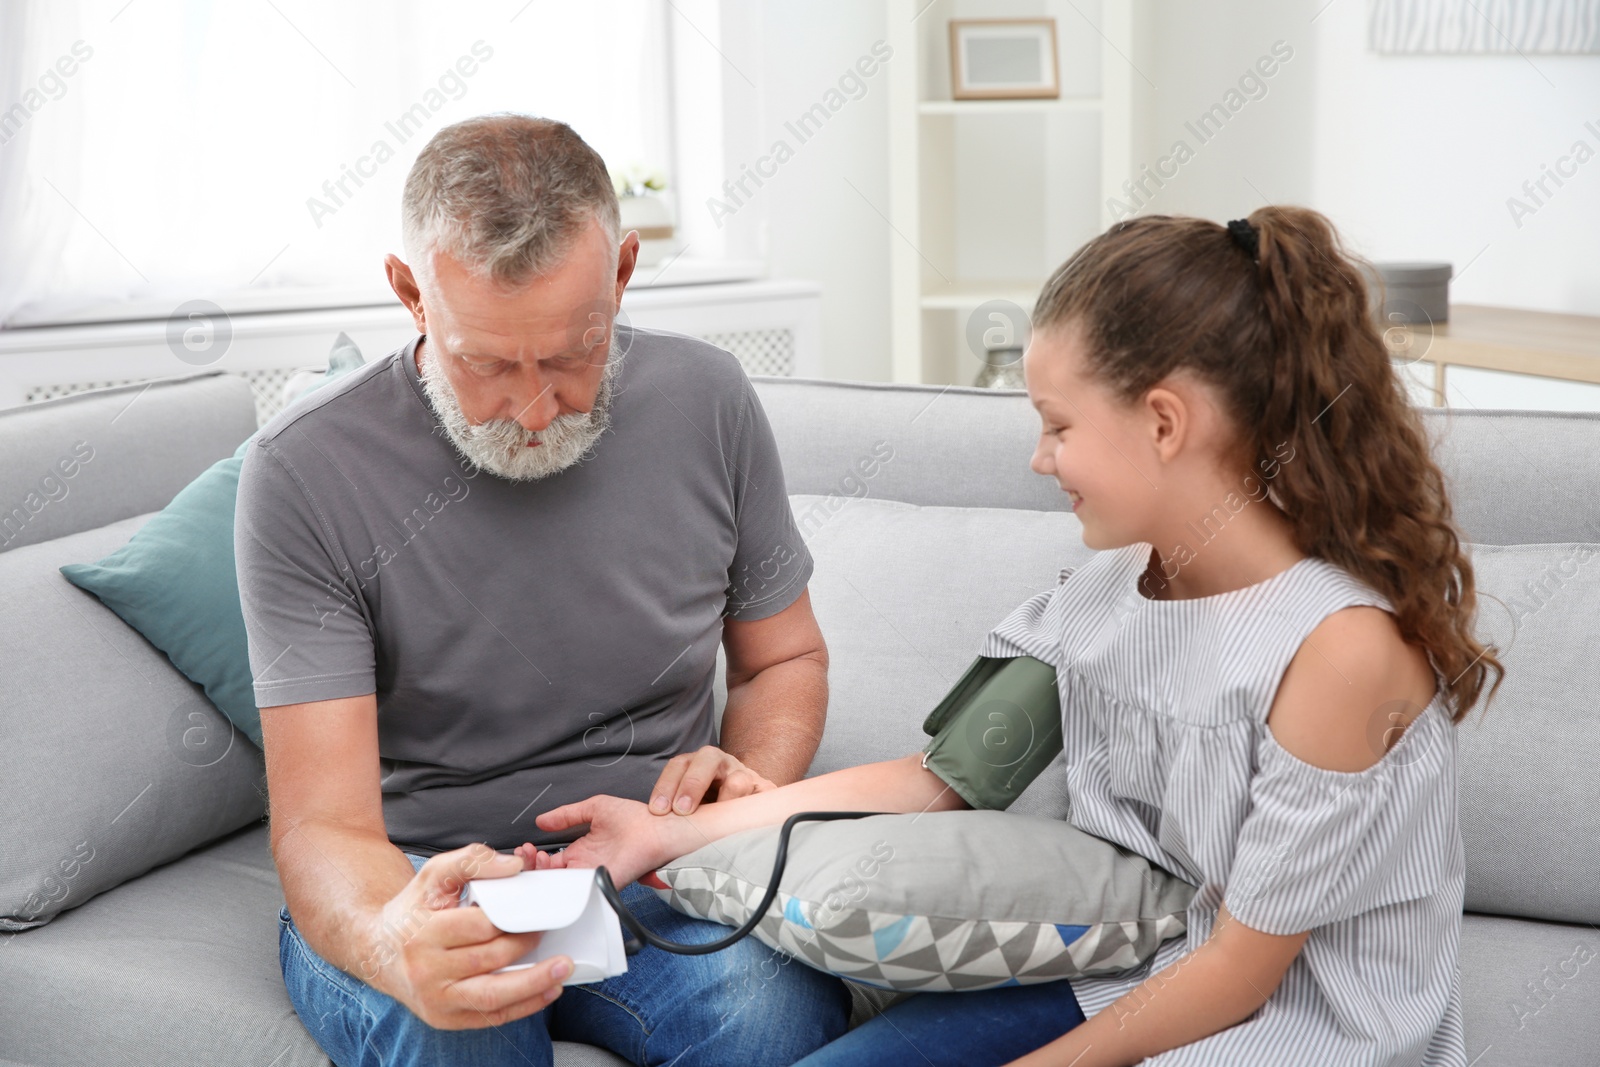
top-left (418, 333), bottom-right (623, 482)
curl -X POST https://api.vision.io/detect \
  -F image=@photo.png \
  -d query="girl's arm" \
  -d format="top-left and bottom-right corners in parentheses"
top-left (534, 753), bottom-right (966, 885)
top-left (1005, 903), bottom-right (1309, 1067)
top-left (1009, 606), bottom-right (1434, 1066)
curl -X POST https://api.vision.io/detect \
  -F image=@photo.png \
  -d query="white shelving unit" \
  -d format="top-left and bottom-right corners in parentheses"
top-left (886, 0), bottom-right (1136, 384)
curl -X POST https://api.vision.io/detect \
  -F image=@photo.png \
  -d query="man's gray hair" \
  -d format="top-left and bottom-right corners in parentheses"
top-left (401, 113), bottom-right (620, 287)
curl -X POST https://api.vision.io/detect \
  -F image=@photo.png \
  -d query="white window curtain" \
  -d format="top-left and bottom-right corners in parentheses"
top-left (0, 0), bottom-right (672, 327)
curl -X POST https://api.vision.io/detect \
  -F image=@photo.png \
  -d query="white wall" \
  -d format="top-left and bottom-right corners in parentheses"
top-left (1120, 0), bottom-right (1600, 409)
top-left (689, 0), bottom-right (894, 382)
top-left (1310, 0), bottom-right (1600, 319)
top-left (739, 0), bottom-right (1600, 394)
top-left (1126, 0), bottom-right (1320, 218)
top-left (1082, 0), bottom-right (1600, 323)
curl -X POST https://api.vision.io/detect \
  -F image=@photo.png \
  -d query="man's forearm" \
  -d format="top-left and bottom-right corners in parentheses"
top-left (272, 818), bottom-right (417, 990)
top-left (719, 650), bottom-right (827, 784)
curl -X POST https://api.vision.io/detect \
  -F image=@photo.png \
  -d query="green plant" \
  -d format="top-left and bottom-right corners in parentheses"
top-left (611, 163), bottom-right (668, 197)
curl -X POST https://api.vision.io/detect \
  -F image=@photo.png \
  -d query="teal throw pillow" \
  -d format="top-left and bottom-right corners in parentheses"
top-left (59, 333), bottom-right (366, 748)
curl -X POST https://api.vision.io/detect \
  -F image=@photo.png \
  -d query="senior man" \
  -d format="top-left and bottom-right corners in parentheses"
top-left (235, 114), bottom-right (849, 1066)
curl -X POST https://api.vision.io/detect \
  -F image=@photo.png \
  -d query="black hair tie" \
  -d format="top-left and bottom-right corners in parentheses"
top-left (1227, 218), bottom-right (1259, 262)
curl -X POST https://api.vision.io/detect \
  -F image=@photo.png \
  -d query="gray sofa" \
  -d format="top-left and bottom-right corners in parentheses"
top-left (2, 367), bottom-right (1598, 1066)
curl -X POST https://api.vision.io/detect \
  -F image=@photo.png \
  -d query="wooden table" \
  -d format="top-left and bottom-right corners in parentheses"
top-left (1403, 304), bottom-right (1600, 405)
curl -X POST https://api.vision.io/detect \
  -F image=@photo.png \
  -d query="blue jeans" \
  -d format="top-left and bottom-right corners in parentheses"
top-left (795, 980), bottom-right (1086, 1067)
top-left (278, 851), bottom-right (851, 1067)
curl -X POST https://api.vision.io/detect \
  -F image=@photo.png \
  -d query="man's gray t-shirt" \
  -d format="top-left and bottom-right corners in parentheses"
top-left (234, 326), bottom-right (812, 854)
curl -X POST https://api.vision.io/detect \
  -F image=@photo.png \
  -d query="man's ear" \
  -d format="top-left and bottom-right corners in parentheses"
top-left (385, 253), bottom-right (426, 333)
top-left (614, 231), bottom-right (641, 301)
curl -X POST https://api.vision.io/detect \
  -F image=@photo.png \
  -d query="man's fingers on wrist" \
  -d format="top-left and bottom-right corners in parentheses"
top-left (672, 780), bottom-right (706, 813)
top-left (651, 755), bottom-right (692, 813)
top-left (673, 749), bottom-right (727, 813)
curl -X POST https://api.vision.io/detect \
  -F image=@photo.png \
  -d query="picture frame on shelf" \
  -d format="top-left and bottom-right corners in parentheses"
top-left (949, 18), bottom-right (1060, 100)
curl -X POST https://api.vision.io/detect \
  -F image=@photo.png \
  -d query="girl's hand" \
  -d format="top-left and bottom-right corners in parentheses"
top-left (510, 843), bottom-right (562, 871)
top-left (534, 795), bottom-right (683, 886)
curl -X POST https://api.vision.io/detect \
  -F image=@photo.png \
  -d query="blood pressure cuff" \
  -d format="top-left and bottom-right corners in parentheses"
top-left (920, 655), bottom-right (1063, 811)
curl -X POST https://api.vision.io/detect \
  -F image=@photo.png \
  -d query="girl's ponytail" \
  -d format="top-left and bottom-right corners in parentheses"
top-left (1034, 207), bottom-right (1502, 719)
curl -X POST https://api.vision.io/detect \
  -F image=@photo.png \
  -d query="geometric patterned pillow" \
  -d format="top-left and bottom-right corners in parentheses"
top-left (651, 809), bottom-right (1196, 992)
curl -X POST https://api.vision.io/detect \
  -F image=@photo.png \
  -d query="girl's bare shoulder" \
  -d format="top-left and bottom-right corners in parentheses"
top-left (1265, 606), bottom-right (1437, 774)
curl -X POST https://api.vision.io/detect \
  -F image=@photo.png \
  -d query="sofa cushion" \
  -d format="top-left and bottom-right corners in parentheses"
top-left (1458, 911), bottom-right (1600, 1064)
top-left (0, 822), bottom-right (629, 1067)
top-left (753, 378), bottom-right (1600, 546)
top-left (0, 371), bottom-right (256, 554)
top-left (56, 334), bottom-right (366, 749)
top-left (0, 824), bottom-right (323, 1066)
top-left (1458, 541), bottom-right (1600, 925)
top-left (0, 515), bottom-right (266, 931)
top-left (1422, 409), bottom-right (1600, 546)
top-left (795, 494), bottom-right (1092, 820)
top-left (757, 380), bottom-right (1068, 513)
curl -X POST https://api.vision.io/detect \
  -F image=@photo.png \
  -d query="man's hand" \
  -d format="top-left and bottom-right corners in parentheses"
top-left (366, 842), bottom-right (574, 1030)
top-left (647, 744), bottom-right (776, 816)
top-left (534, 795), bottom-right (686, 887)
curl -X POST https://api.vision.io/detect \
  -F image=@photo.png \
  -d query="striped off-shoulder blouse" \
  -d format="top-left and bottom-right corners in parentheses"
top-left (980, 542), bottom-right (1466, 1066)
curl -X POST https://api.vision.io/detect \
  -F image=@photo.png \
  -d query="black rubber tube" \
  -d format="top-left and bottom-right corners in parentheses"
top-left (593, 810), bottom-right (886, 956)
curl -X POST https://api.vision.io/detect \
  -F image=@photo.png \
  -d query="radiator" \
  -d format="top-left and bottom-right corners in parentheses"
top-left (1, 279), bottom-right (822, 427)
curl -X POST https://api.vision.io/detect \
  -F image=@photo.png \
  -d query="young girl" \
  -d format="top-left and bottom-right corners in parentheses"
top-left (525, 206), bottom-right (1502, 1066)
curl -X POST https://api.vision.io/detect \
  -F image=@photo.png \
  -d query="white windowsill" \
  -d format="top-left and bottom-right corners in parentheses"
top-left (1, 257), bottom-right (768, 331)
